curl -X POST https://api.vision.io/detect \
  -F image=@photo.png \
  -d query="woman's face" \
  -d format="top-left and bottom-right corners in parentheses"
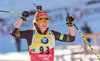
top-left (35, 16), bottom-right (49, 32)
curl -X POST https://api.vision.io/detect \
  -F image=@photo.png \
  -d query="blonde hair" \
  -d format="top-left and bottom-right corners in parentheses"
top-left (33, 18), bottom-right (36, 29)
top-left (33, 12), bottom-right (38, 29)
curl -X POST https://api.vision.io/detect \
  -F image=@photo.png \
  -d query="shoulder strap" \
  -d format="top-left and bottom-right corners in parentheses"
top-left (30, 29), bottom-right (37, 50)
top-left (49, 30), bottom-right (55, 40)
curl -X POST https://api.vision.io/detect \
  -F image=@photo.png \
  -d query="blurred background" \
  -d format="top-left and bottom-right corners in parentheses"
top-left (0, 0), bottom-right (100, 61)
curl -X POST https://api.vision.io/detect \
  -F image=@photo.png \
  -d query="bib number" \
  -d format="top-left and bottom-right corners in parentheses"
top-left (40, 46), bottom-right (49, 54)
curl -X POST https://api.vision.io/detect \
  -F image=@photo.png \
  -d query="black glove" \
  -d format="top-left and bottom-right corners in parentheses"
top-left (20, 11), bottom-right (29, 21)
top-left (66, 15), bottom-right (74, 26)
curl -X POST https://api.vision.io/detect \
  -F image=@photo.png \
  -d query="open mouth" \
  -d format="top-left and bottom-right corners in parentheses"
top-left (43, 26), bottom-right (46, 27)
top-left (43, 24), bottom-right (47, 27)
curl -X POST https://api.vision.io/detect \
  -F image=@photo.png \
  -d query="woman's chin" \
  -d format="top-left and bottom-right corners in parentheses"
top-left (42, 27), bottom-right (47, 30)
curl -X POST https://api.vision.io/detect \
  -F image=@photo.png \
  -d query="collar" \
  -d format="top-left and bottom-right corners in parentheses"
top-left (37, 28), bottom-right (49, 35)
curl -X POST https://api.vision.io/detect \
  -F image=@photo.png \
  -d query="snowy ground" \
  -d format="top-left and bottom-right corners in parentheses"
top-left (0, 45), bottom-right (99, 61)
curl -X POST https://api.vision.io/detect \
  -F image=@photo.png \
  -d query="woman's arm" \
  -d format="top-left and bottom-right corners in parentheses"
top-left (14, 18), bottom-right (23, 28)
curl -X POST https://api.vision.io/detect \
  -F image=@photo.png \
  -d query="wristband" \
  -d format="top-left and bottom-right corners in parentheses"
top-left (20, 16), bottom-right (27, 22)
top-left (66, 23), bottom-right (73, 26)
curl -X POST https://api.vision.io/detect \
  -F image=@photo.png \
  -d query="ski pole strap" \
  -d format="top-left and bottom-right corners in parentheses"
top-left (66, 19), bottom-right (73, 26)
top-left (66, 23), bottom-right (73, 26)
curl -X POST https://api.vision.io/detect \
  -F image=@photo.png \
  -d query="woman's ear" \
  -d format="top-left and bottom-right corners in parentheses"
top-left (35, 20), bottom-right (38, 24)
top-left (34, 23), bottom-right (37, 26)
top-left (34, 22), bottom-right (38, 28)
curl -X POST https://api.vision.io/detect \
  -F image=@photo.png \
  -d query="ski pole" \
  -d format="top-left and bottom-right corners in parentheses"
top-left (0, 10), bottom-right (22, 14)
top-left (73, 24), bottom-right (100, 60)
top-left (0, 10), bottom-right (29, 22)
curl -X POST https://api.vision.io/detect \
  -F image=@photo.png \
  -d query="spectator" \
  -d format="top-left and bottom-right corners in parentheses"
top-left (81, 22), bottom-right (92, 54)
